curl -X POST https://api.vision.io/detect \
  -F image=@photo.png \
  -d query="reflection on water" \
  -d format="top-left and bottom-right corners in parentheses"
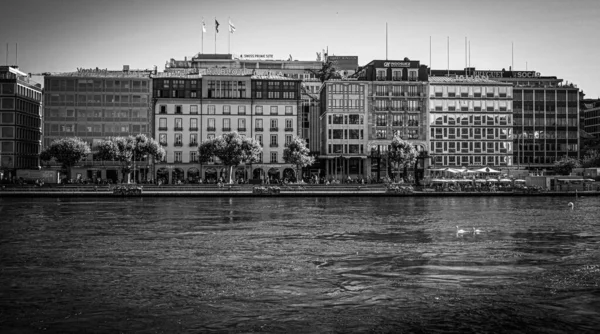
top-left (1, 196), bottom-right (599, 333)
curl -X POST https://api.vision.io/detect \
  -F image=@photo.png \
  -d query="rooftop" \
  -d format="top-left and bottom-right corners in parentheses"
top-left (47, 69), bottom-right (153, 78)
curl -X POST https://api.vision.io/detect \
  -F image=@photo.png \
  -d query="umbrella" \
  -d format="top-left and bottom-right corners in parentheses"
top-left (584, 179), bottom-right (595, 182)
top-left (457, 179), bottom-right (472, 182)
top-left (514, 179), bottom-right (526, 182)
top-left (487, 178), bottom-right (499, 182)
top-left (499, 178), bottom-right (512, 182)
top-left (473, 167), bottom-right (501, 173)
top-left (475, 179), bottom-right (487, 183)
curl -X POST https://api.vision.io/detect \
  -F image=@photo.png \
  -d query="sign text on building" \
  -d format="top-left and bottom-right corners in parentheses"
top-left (383, 62), bottom-right (411, 68)
top-left (474, 70), bottom-right (541, 78)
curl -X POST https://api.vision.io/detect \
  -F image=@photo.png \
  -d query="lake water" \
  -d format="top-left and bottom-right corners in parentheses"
top-left (1, 196), bottom-right (599, 333)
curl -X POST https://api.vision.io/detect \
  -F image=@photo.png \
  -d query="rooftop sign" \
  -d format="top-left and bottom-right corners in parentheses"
top-left (474, 70), bottom-right (541, 78)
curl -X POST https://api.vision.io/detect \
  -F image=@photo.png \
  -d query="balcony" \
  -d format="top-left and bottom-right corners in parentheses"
top-left (376, 76), bottom-right (386, 81)
top-left (270, 127), bottom-right (279, 132)
top-left (207, 127), bottom-right (216, 132)
top-left (158, 127), bottom-right (168, 131)
top-left (222, 127), bottom-right (231, 132)
top-left (255, 127), bottom-right (263, 132)
top-left (160, 142), bottom-right (168, 146)
top-left (189, 142), bottom-right (198, 147)
top-left (174, 127), bottom-right (183, 131)
top-left (174, 142), bottom-right (183, 147)
top-left (237, 128), bottom-right (246, 132)
top-left (284, 127), bottom-right (294, 132)
top-left (189, 127), bottom-right (198, 131)
top-left (270, 143), bottom-right (278, 147)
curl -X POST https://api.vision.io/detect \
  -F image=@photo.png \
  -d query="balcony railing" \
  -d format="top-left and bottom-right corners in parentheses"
top-left (284, 127), bottom-right (294, 132)
top-left (270, 127), bottom-right (278, 131)
top-left (237, 128), bottom-right (246, 132)
top-left (158, 127), bottom-right (168, 131)
top-left (160, 142), bottom-right (168, 146)
top-left (174, 127), bottom-right (183, 131)
top-left (189, 142), bottom-right (198, 147)
top-left (270, 143), bottom-right (278, 147)
top-left (255, 127), bottom-right (263, 132)
top-left (189, 127), bottom-right (198, 131)
top-left (207, 127), bottom-right (216, 132)
top-left (222, 127), bottom-right (231, 132)
top-left (174, 142), bottom-right (183, 147)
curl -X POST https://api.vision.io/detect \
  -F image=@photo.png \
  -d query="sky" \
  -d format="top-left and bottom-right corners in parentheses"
top-left (1, 0), bottom-right (599, 98)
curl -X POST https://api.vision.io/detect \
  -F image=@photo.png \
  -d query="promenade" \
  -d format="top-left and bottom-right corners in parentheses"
top-left (1, 183), bottom-right (598, 197)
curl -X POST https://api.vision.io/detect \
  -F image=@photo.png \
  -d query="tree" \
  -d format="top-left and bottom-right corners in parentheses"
top-left (309, 61), bottom-right (340, 83)
top-left (388, 135), bottom-right (418, 183)
top-left (283, 136), bottom-right (315, 182)
top-left (553, 156), bottom-right (581, 175)
top-left (40, 137), bottom-right (91, 178)
top-left (197, 132), bottom-right (262, 184)
top-left (581, 149), bottom-right (600, 168)
top-left (95, 134), bottom-right (165, 183)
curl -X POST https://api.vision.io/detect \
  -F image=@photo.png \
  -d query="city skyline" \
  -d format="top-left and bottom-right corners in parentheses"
top-left (1, 0), bottom-right (599, 97)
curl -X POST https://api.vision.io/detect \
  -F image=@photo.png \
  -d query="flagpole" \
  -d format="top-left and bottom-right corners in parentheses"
top-left (201, 17), bottom-right (204, 54)
top-left (385, 22), bottom-right (388, 60)
top-left (214, 17), bottom-right (217, 54)
top-left (228, 17), bottom-right (230, 55)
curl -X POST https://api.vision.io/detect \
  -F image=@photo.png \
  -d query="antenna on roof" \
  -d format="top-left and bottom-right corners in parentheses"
top-left (15, 43), bottom-right (17, 66)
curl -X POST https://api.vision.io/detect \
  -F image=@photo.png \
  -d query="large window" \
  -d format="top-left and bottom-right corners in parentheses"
top-left (159, 118), bottom-right (167, 130)
top-left (190, 118), bottom-right (198, 130)
top-left (270, 152), bottom-right (277, 163)
top-left (223, 118), bottom-right (231, 131)
top-left (207, 118), bottom-right (215, 131)
top-left (255, 118), bottom-right (263, 130)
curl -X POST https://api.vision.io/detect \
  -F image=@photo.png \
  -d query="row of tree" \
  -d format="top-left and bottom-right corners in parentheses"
top-left (39, 132), bottom-right (421, 184)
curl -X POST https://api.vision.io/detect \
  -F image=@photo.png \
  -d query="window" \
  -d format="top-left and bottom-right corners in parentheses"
top-left (190, 133), bottom-right (198, 146)
top-left (159, 118), bottom-right (167, 130)
top-left (223, 118), bottom-right (231, 131)
top-left (190, 105), bottom-right (198, 114)
top-left (255, 134), bottom-right (263, 146)
top-left (238, 118), bottom-right (246, 131)
top-left (207, 118), bottom-right (215, 131)
top-left (159, 134), bottom-right (167, 145)
top-left (408, 70), bottom-right (418, 81)
top-left (376, 129), bottom-right (387, 139)
top-left (190, 151), bottom-right (198, 162)
top-left (270, 106), bottom-right (278, 115)
top-left (392, 69), bottom-right (402, 81)
top-left (190, 118), bottom-right (198, 130)
top-left (285, 118), bottom-right (293, 130)
top-left (376, 114), bottom-right (387, 126)
top-left (159, 105), bottom-right (167, 114)
top-left (238, 106), bottom-right (246, 115)
top-left (174, 133), bottom-right (183, 146)
top-left (376, 69), bottom-right (386, 80)
top-left (175, 105), bottom-right (182, 114)
top-left (270, 119), bottom-right (278, 130)
top-left (408, 115), bottom-right (419, 126)
top-left (285, 135), bottom-right (292, 146)
top-left (223, 105), bottom-right (230, 115)
top-left (174, 151), bottom-right (182, 163)
top-left (285, 106), bottom-right (293, 115)
top-left (255, 118), bottom-right (263, 130)
top-left (270, 152), bottom-right (277, 163)
top-left (208, 105), bottom-right (215, 114)
top-left (255, 106), bottom-right (263, 115)
top-left (270, 134), bottom-right (278, 147)
top-left (175, 118), bottom-right (183, 130)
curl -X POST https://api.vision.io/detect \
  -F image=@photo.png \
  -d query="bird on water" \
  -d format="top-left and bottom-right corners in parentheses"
top-left (568, 202), bottom-right (574, 210)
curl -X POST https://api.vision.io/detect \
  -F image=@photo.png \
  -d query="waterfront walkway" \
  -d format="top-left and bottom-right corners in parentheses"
top-left (1, 184), bottom-right (598, 197)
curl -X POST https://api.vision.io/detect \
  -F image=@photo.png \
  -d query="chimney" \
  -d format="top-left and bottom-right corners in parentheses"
top-left (153, 65), bottom-right (157, 75)
top-left (123, 65), bottom-right (130, 72)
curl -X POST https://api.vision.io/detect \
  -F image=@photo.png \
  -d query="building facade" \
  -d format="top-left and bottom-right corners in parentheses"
top-left (152, 71), bottom-right (202, 184)
top-left (43, 68), bottom-right (153, 182)
top-left (358, 59), bottom-right (430, 181)
top-left (582, 99), bottom-right (600, 138)
top-left (428, 76), bottom-right (514, 168)
top-left (431, 68), bottom-right (581, 170)
top-left (0, 66), bottom-right (43, 180)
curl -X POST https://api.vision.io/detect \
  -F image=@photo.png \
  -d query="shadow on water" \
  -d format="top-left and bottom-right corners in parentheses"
top-left (0, 196), bottom-right (599, 333)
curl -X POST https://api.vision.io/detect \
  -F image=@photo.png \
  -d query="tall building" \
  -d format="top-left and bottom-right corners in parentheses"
top-left (152, 71), bottom-right (202, 184)
top-left (431, 68), bottom-right (580, 170)
top-left (0, 66), bottom-right (43, 180)
top-left (428, 76), bottom-right (514, 168)
top-left (43, 67), bottom-right (153, 182)
top-left (357, 59), bottom-right (430, 181)
top-left (582, 99), bottom-right (600, 138)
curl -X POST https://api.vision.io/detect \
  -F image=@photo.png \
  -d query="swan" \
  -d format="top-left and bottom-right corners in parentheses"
top-left (456, 226), bottom-right (468, 234)
top-left (568, 202), bottom-right (574, 210)
top-left (472, 227), bottom-right (484, 234)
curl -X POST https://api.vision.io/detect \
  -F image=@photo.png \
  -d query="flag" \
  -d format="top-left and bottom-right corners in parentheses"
top-left (215, 19), bottom-right (220, 33)
top-left (229, 19), bottom-right (236, 33)
top-left (202, 19), bottom-right (206, 33)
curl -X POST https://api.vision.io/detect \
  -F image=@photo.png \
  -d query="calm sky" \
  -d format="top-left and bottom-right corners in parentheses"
top-left (2, 0), bottom-right (599, 97)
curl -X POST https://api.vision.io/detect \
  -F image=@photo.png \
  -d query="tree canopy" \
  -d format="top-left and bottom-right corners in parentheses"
top-left (198, 132), bottom-right (262, 183)
top-left (40, 137), bottom-right (91, 173)
top-left (388, 135), bottom-right (418, 183)
top-left (283, 136), bottom-right (315, 182)
top-left (95, 134), bottom-right (165, 183)
top-left (553, 156), bottom-right (581, 175)
top-left (309, 61), bottom-right (340, 83)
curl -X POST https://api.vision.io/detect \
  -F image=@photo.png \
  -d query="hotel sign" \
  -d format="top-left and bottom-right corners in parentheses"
top-left (328, 56), bottom-right (359, 70)
top-left (474, 70), bottom-right (541, 78)
top-left (237, 54), bottom-right (274, 60)
top-left (200, 68), bottom-right (285, 76)
top-left (383, 62), bottom-right (411, 68)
